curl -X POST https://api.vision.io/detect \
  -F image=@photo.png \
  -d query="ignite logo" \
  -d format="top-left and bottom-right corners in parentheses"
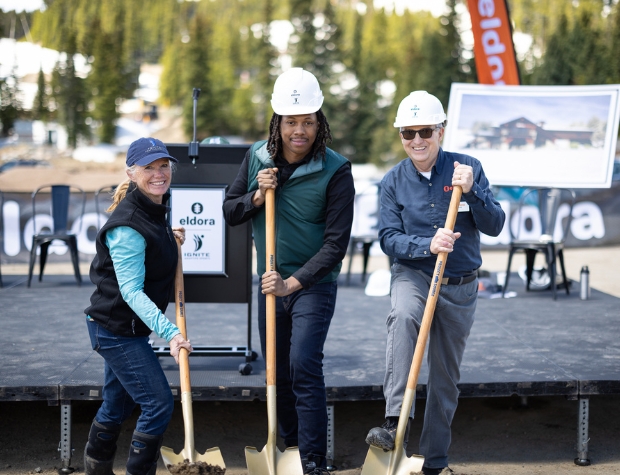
top-left (193, 234), bottom-right (203, 252)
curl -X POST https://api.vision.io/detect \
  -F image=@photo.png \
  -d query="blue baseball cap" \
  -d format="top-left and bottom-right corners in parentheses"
top-left (126, 137), bottom-right (178, 167)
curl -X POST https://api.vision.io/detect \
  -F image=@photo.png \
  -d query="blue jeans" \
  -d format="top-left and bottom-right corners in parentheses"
top-left (258, 280), bottom-right (337, 464)
top-left (87, 318), bottom-right (174, 436)
top-left (384, 264), bottom-right (477, 469)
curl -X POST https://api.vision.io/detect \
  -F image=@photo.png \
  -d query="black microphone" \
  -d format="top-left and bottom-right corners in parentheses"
top-left (188, 88), bottom-right (201, 165)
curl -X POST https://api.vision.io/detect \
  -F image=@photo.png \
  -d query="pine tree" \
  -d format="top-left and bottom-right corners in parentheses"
top-left (415, 0), bottom-right (474, 106)
top-left (32, 67), bottom-right (50, 122)
top-left (89, 19), bottom-right (133, 143)
top-left (181, 13), bottom-right (215, 139)
top-left (0, 64), bottom-right (22, 136)
top-left (228, 0), bottom-right (280, 138)
top-left (342, 6), bottom-right (395, 164)
top-left (532, 15), bottom-right (574, 85)
top-left (289, 0), bottom-right (316, 71)
top-left (50, 35), bottom-right (91, 148)
top-left (609, 3), bottom-right (620, 84)
top-left (570, 10), bottom-right (611, 85)
top-left (159, 40), bottom-right (186, 107)
top-left (290, 0), bottom-right (347, 154)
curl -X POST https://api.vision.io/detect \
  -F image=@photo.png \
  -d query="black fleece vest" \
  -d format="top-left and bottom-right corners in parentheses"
top-left (85, 186), bottom-right (177, 337)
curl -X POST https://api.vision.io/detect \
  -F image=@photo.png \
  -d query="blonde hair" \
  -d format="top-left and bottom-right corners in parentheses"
top-left (107, 178), bottom-right (132, 212)
top-left (107, 161), bottom-right (176, 212)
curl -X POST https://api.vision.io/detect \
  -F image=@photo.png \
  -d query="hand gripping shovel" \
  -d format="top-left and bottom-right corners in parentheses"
top-left (245, 188), bottom-right (303, 475)
top-left (161, 238), bottom-right (227, 474)
top-left (361, 185), bottom-right (463, 475)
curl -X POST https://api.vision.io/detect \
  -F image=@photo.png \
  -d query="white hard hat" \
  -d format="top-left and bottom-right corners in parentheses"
top-left (394, 90), bottom-right (446, 128)
top-left (271, 68), bottom-right (324, 116)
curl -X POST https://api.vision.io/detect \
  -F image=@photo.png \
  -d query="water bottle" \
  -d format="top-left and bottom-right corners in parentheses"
top-left (580, 266), bottom-right (590, 300)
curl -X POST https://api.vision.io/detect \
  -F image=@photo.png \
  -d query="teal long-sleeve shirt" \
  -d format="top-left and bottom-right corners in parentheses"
top-left (91, 226), bottom-right (180, 342)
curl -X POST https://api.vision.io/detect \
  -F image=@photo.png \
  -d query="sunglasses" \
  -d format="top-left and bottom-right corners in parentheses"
top-left (400, 127), bottom-right (440, 140)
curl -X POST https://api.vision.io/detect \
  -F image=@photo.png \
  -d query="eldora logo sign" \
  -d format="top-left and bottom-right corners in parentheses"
top-left (467, 0), bottom-right (520, 85)
top-left (180, 201), bottom-right (215, 226)
top-left (179, 216), bottom-right (216, 226)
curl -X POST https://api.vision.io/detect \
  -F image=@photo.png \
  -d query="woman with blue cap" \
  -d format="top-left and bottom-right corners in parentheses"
top-left (83, 137), bottom-right (193, 475)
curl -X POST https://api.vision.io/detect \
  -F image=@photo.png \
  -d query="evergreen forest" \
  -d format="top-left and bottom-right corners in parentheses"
top-left (1, 0), bottom-right (619, 165)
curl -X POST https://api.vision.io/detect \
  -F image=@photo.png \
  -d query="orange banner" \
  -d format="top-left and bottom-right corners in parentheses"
top-left (467, 0), bottom-right (520, 85)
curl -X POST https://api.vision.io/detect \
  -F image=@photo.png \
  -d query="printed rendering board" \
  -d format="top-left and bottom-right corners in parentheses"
top-left (443, 83), bottom-right (620, 188)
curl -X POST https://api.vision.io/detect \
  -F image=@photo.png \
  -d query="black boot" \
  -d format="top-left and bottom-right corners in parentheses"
top-left (84, 419), bottom-right (122, 475)
top-left (125, 431), bottom-right (163, 475)
top-left (365, 416), bottom-right (411, 451)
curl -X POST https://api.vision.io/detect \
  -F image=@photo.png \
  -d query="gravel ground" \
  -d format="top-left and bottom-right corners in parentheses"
top-left (1, 395), bottom-right (619, 475)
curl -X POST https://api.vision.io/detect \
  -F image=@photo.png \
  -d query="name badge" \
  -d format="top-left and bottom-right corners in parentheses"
top-left (458, 201), bottom-right (470, 213)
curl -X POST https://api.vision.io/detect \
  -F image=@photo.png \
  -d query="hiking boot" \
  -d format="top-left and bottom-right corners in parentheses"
top-left (125, 431), bottom-right (163, 475)
top-left (84, 419), bottom-right (121, 475)
top-left (365, 417), bottom-right (411, 451)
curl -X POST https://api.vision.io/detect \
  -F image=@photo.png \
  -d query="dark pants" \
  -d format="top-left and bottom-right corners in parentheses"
top-left (258, 280), bottom-right (337, 464)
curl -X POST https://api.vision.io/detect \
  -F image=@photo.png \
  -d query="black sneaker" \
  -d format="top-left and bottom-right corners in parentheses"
top-left (365, 417), bottom-right (400, 451)
top-left (422, 467), bottom-right (454, 475)
top-left (302, 457), bottom-right (331, 474)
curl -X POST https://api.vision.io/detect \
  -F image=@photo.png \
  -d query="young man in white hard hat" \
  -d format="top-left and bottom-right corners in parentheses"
top-left (223, 68), bottom-right (355, 474)
top-left (365, 91), bottom-right (505, 475)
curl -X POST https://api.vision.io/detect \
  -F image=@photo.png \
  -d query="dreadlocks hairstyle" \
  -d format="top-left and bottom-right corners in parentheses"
top-left (266, 109), bottom-right (333, 161)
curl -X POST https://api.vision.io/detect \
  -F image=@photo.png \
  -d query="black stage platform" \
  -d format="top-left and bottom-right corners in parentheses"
top-left (1, 271), bottom-right (619, 470)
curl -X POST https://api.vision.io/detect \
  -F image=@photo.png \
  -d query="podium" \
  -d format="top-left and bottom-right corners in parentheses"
top-left (152, 143), bottom-right (258, 374)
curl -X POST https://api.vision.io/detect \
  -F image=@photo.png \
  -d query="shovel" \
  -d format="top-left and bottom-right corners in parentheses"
top-left (245, 188), bottom-right (303, 475)
top-left (361, 185), bottom-right (463, 475)
top-left (161, 238), bottom-right (227, 474)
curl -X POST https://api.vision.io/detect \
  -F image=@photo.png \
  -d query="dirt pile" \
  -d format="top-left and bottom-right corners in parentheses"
top-left (167, 460), bottom-right (226, 475)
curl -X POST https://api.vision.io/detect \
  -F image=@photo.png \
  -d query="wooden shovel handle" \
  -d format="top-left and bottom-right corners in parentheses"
top-left (174, 238), bottom-right (191, 394)
top-left (405, 185), bottom-right (463, 391)
top-left (265, 188), bottom-right (276, 386)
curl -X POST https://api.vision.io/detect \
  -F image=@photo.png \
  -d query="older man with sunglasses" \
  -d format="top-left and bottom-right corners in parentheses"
top-left (365, 91), bottom-right (505, 475)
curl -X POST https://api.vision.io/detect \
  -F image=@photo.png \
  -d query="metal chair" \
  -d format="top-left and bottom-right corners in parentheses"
top-left (502, 187), bottom-right (576, 300)
top-left (94, 185), bottom-right (117, 230)
top-left (28, 185), bottom-right (86, 287)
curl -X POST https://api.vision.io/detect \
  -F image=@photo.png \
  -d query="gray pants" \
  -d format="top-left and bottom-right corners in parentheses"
top-left (384, 263), bottom-right (477, 469)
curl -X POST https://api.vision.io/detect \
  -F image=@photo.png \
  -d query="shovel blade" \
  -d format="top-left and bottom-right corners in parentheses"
top-left (361, 445), bottom-right (424, 475)
top-left (245, 445), bottom-right (303, 475)
top-left (161, 445), bottom-right (226, 473)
